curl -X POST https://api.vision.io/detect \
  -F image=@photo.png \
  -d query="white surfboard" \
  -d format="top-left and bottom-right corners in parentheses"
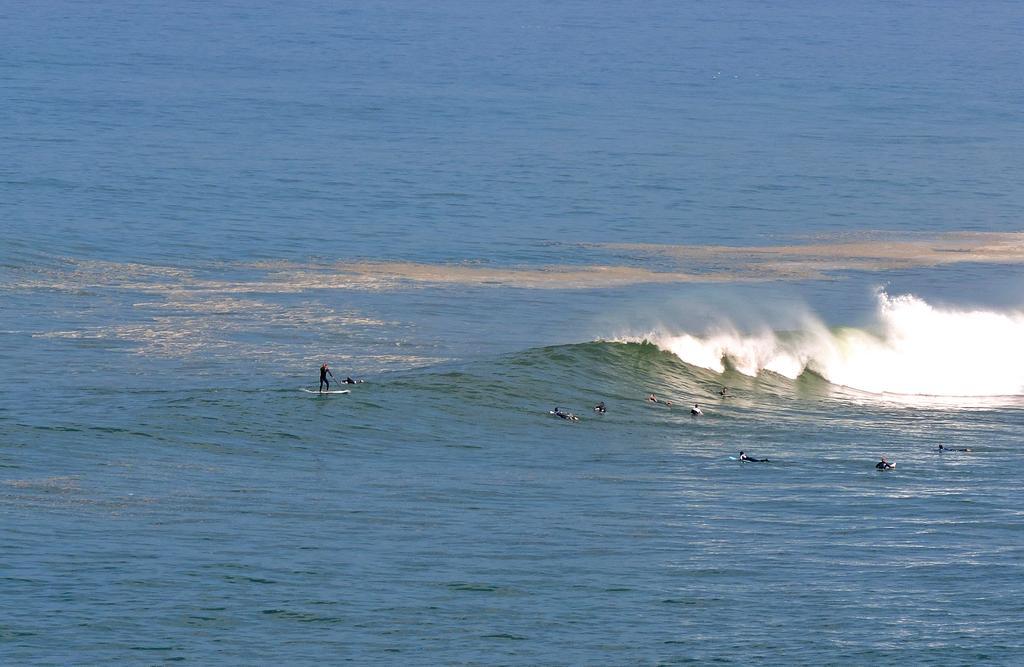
top-left (301, 389), bottom-right (350, 394)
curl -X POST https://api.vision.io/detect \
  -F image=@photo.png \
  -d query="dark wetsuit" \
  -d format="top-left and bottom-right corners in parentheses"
top-left (320, 366), bottom-right (333, 392)
top-left (740, 454), bottom-right (768, 462)
top-left (594, 402), bottom-right (606, 414)
top-left (876, 461), bottom-right (894, 470)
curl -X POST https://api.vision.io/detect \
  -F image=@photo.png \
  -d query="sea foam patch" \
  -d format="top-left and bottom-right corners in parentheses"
top-left (6, 232), bottom-right (1024, 294)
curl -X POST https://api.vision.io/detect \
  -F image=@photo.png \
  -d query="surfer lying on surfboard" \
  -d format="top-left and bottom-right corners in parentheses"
top-left (739, 451), bottom-right (768, 462)
top-left (938, 444), bottom-right (971, 452)
top-left (648, 394), bottom-right (672, 407)
top-left (551, 407), bottom-right (580, 422)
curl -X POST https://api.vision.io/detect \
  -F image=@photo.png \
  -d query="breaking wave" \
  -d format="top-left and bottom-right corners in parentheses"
top-left (630, 292), bottom-right (1024, 397)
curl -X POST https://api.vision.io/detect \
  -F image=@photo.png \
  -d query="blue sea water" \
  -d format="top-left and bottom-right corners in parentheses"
top-left (3, 1), bottom-right (1024, 664)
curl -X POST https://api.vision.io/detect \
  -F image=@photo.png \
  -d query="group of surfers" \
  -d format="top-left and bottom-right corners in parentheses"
top-left (874, 444), bottom-right (972, 469)
top-left (552, 394), bottom-right (706, 423)
top-left (551, 385), bottom-right (972, 469)
top-left (323, 363), bottom-right (973, 468)
top-left (318, 362), bottom-right (361, 393)
top-left (557, 384), bottom-right (728, 421)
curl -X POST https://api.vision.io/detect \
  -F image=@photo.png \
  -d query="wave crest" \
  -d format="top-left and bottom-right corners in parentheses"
top-left (634, 292), bottom-right (1024, 397)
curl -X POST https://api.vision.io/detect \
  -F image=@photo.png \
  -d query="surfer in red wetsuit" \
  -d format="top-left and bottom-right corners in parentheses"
top-left (319, 362), bottom-right (334, 393)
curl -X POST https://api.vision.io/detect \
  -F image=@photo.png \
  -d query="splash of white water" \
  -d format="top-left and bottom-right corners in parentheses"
top-left (640, 292), bottom-right (1024, 396)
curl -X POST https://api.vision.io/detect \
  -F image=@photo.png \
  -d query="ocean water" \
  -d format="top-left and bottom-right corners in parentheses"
top-left (3, 1), bottom-right (1024, 664)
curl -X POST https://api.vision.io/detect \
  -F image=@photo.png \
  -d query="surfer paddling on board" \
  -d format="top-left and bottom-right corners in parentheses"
top-left (739, 451), bottom-right (768, 462)
top-left (319, 362), bottom-right (334, 393)
top-left (938, 444), bottom-right (971, 452)
top-left (648, 394), bottom-right (672, 407)
top-left (551, 407), bottom-right (579, 422)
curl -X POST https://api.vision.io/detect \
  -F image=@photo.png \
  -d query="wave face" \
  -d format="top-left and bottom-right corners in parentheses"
top-left (635, 292), bottom-right (1024, 397)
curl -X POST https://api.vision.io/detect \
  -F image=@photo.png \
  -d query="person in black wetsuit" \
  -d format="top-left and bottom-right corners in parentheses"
top-left (594, 401), bottom-right (606, 414)
top-left (319, 362), bottom-right (334, 393)
top-left (552, 407), bottom-right (578, 421)
top-left (938, 444), bottom-right (971, 452)
top-left (343, 377), bottom-right (357, 384)
top-left (875, 457), bottom-right (895, 470)
top-left (739, 451), bottom-right (768, 462)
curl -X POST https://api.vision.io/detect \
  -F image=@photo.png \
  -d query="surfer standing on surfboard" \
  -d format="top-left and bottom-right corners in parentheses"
top-left (319, 362), bottom-right (334, 393)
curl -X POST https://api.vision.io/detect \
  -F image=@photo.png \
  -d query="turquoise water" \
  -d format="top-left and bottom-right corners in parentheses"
top-left (4, 1), bottom-right (1024, 664)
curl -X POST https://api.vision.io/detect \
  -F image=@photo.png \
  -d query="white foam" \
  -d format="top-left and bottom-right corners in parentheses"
top-left (637, 292), bottom-right (1024, 397)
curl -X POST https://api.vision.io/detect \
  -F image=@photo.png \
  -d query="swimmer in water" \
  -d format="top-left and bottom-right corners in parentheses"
top-left (719, 387), bottom-right (729, 397)
top-left (594, 401), bottom-right (606, 414)
top-left (691, 403), bottom-right (703, 416)
top-left (648, 394), bottom-right (672, 407)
